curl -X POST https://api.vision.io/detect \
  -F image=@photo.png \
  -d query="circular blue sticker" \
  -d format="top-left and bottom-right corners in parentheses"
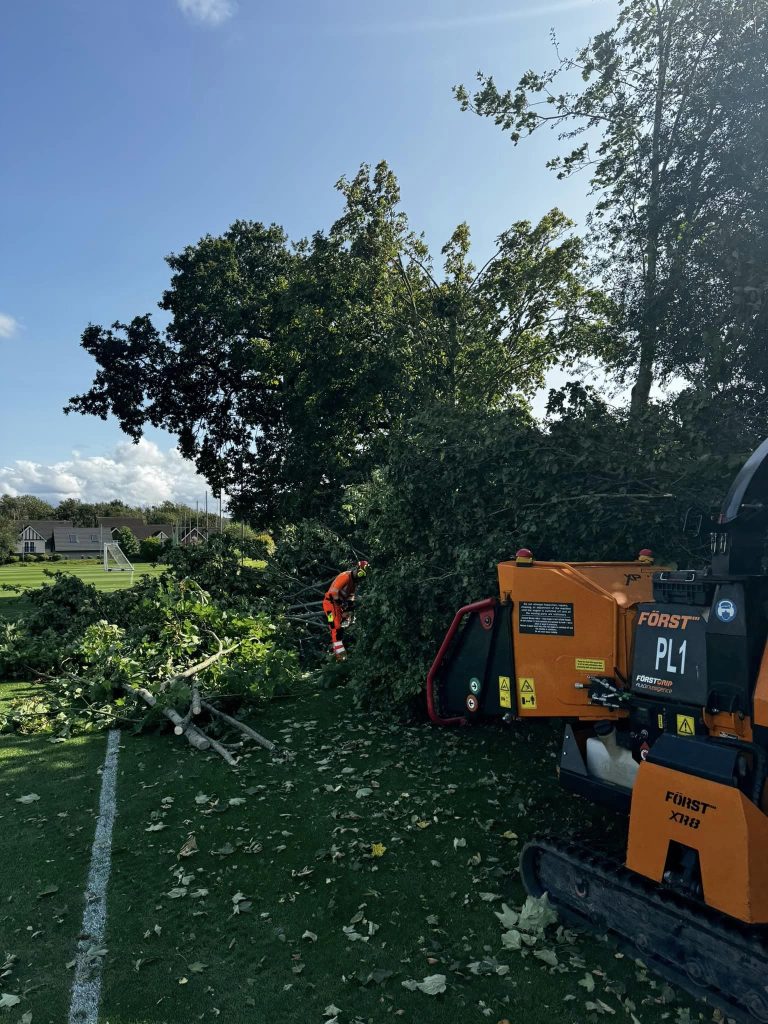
top-left (716, 598), bottom-right (737, 623)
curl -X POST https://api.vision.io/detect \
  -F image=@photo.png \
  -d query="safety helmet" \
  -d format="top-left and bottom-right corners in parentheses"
top-left (356, 559), bottom-right (370, 578)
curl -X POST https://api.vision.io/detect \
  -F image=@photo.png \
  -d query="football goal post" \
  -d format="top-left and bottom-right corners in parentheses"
top-left (103, 542), bottom-right (134, 573)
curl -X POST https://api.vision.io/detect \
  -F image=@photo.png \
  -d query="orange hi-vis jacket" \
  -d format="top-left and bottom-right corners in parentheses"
top-left (325, 570), bottom-right (357, 604)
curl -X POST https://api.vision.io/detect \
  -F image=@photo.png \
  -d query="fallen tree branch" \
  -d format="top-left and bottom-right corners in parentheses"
top-left (200, 699), bottom-right (277, 753)
top-left (122, 682), bottom-right (210, 752)
top-left (173, 642), bottom-right (242, 681)
top-left (200, 730), bottom-right (239, 766)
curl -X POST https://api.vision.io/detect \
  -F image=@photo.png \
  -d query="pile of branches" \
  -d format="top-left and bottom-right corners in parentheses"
top-left (0, 571), bottom-right (297, 764)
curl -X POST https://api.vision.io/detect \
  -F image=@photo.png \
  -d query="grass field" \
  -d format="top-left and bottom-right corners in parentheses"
top-left (0, 560), bottom-right (166, 618)
top-left (0, 678), bottom-right (700, 1024)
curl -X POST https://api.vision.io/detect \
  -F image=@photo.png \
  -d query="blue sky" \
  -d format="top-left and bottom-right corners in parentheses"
top-left (0, 0), bottom-right (617, 505)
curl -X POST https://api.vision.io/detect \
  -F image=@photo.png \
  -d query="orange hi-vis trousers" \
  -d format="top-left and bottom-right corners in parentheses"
top-left (322, 597), bottom-right (346, 659)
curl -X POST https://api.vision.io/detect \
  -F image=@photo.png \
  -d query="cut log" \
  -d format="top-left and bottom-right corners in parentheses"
top-left (173, 705), bottom-right (194, 736)
top-left (122, 683), bottom-right (210, 751)
top-left (200, 699), bottom-right (277, 753)
top-left (191, 683), bottom-right (201, 716)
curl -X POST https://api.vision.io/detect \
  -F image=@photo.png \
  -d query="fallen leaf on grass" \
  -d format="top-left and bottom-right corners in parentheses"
top-left (579, 973), bottom-right (596, 992)
top-left (533, 948), bottom-right (558, 966)
top-left (302, 931), bottom-right (318, 942)
top-left (177, 836), bottom-right (198, 858)
top-left (362, 968), bottom-right (393, 986)
top-left (355, 788), bottom-right (373, 799)
top-left (0, 993), bottom-right (20, 1008)
top-left (323, 1005), bottom-right (342, 1018)
top-left (402, 974), bottom-right (446, 995)
top-left (194, 793), bottom-right (210, 805)
top-left (15, 794), bottom-right (39, 805)
top-left (231, 892), bottom-right (252, 914)
top-left (517, 893), bottom-right (558, 934)
top-left (189, 962), bottom-right (207, 973)
top-left (36, 885), bottom-right (59, 899)
top-left (494, 904), bottom-right (519, 930)
top-left (585, 999), bottom-right (616, 1015)
top-left (166, 887), bottom-right (187, 899)
top-left (228, 797), bottom-right (246, 806)
top-left (145, 823), bottom-right (166, 832)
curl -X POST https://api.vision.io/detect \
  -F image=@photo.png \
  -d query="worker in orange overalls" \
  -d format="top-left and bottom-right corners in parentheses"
top-left (323, 561), bottom-right (369, 660)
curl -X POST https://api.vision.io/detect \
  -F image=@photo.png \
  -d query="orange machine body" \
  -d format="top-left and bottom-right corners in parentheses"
top-left (497, 560), bottom-right (659, 720)
top-left (627, 759), bottom-right (768, 924)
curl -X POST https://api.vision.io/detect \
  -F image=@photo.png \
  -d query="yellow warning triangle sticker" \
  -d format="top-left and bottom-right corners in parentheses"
top-left (499, 677), bottom-right (510, 691)
top-left (520, 680), bottom-right (534, 693)
top-left (677, 714), bottom-right (695, 736)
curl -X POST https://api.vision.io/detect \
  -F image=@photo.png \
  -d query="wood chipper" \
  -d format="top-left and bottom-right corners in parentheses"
top-left (427, 438), bottom-right (768, 1023)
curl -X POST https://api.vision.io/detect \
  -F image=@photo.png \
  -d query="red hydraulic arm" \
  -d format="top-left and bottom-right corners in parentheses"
top-left (426, 597), bottom-right (497, 726)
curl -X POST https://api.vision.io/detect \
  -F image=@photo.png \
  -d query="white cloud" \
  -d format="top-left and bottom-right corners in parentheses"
top-left (0, 313), bottom-right (20, 339)
top-left (177, 0), bottom-right (236, 25)
top-left (0, 440), bottom-right (213, 507)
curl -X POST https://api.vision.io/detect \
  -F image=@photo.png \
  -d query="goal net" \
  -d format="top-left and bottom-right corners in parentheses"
top-left (103, 542), bottom-right (134, 573)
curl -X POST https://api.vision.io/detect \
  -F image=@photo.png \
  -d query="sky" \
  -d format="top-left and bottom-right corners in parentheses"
top-left (0, 0), bottom-right (619, 506)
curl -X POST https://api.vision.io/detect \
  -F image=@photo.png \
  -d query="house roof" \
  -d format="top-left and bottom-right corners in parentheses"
top-left (97, 516), bottom-right (145, 529)
top-left (17, 520), bottom-right (73, 539)
top-left (52, 526), bottom-right (104, 552)
top-left (106, 523), bottom-right (172, 541)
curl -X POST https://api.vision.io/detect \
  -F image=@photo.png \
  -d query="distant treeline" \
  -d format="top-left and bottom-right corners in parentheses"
top-left (0, 495), bottom-right (227, 529)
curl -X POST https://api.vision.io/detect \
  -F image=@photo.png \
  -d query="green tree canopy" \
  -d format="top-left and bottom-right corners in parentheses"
top-left (114, 526), bottom-right (140, 559)
top-left (0, 495), bottom-right (56, 521)
top-left (67, 162), bottom-right (605, 525)
top-left (457, 0), bottom-right (768, 416)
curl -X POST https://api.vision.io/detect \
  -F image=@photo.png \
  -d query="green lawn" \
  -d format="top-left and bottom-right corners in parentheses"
top-left (0, 681), bottom-right (700, 1024)
top-left (0, 561), bottom-right (166, 619)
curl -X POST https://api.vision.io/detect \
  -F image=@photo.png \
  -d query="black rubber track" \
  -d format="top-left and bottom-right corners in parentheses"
top-left (521, 837), bottom-right (768, 1024)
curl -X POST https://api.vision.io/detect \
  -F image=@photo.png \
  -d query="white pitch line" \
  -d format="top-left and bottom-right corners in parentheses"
top-left (68, 729), bottom-right (121, 1024)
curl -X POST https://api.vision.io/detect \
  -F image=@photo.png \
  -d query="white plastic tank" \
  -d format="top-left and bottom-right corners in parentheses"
top-left (586, 725), bottom-right (639, 790)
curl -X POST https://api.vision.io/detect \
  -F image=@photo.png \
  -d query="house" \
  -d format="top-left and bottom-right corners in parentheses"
top-left (14, 520), bottom-right (72, 556)
top-left (96, 517), bottom-right (173, 543)
top-left (13, 515), bottom-right (203, 559)
top-left (52, 525), bottom-right (107, 559)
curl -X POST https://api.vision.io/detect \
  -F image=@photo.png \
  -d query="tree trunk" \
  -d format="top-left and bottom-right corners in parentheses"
top-left (630, 1), bottom-right (671, 421)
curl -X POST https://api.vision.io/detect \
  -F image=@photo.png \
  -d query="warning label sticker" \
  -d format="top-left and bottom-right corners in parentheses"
top-left (575, 657), bottom-right (606, 672)
top-left (677, 714), bottom-right (695, 736)
top-left (498, 675), bottom-right (512, 709)
top-left (519, 602), bottom-right (574, 636)
top-left (517, 677), bottom-right (537, 710)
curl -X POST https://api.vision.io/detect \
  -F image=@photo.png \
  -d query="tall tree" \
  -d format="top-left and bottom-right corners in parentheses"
top-left (67, 163), bottom-right (602, 524)
top-left (457, 0), bottom-right (768, 416)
